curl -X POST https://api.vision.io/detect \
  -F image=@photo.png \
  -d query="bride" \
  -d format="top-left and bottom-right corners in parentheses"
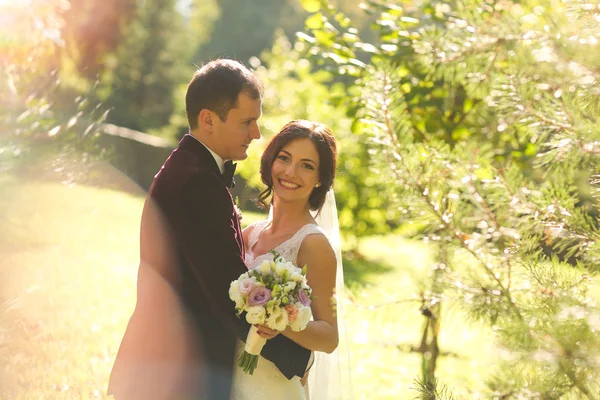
top-left (231, 120), bottom-right (350, 399)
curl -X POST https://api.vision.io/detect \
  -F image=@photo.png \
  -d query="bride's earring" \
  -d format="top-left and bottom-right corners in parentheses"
top-left (315, 182), bottom-right (321, 187)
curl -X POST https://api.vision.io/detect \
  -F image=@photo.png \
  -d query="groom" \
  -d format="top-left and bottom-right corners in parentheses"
top-left (108, 59), bottom-right (311, 399)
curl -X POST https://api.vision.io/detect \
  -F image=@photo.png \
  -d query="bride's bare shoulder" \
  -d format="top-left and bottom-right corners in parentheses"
top-left (297, 233), bottom-right (335, 269)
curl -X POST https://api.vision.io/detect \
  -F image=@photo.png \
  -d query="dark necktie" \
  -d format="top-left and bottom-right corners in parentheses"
top-left (222, 160), bottom-right (236, 188)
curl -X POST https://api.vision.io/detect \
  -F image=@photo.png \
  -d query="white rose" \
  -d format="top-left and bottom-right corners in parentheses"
top-left (265, 299), bottom-right (281, 315)
top-left (290, 271), bottom-right (303, 282)
top-left (298, 305), bottom-right (312, 325)
top-left (229, 281), bottom-right (240, 297)
top-left (259, 260), bottom-right (271, 274)
top-left (283, 281), bottom-right (297, 293)
top-left (266, 306), bottom-right (289, 331)
top-left (275, 262), bottom-right (287, 276)
top-left (284, 262), bottom-right (297, 275)
top-left (278, 261), bottom-right (296, 276)
top-left (245, 306), bottom-right (267, 325)
top-left (229, 282), bottom-right (245, 309)
top-left (290, 304), bottom-right (312, 332)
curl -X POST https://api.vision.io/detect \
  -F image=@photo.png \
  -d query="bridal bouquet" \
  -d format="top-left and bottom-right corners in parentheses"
top-left (229, 252), bottom-right (313, 375)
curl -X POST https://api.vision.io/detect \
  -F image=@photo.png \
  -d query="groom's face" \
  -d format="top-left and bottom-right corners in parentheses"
top-left (213, 92), bottom-right (262, 161)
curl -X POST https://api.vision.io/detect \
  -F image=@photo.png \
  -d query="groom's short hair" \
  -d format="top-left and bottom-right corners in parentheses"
top-left (185, 59), bottom-right (263, 128)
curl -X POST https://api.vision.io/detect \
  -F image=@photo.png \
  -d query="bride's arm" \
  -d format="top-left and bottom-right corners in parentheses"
top-left (280, 234), bottom-right (339, 354)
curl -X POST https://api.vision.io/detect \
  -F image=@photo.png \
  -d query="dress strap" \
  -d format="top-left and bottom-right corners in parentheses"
top-left (247, 220), bottom-right (270, 252)
top-left (278, 224), bottom-right (326, 264)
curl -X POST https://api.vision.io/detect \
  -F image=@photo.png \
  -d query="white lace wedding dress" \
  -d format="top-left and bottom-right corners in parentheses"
top-left (230, 219), bottom-right (324, 400)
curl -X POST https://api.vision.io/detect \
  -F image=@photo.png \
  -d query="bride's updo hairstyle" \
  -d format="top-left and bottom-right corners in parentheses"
top-left (258, 120), bottom-right (337, 212)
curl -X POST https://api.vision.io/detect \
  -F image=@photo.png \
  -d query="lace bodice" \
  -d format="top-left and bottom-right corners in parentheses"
top-left (245, 219), bottom-right (326, 268)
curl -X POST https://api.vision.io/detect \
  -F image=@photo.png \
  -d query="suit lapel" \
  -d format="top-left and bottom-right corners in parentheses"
top-left (178, 134), bottom-right (245, 256)
top-left (232, 207), bottom-right (245, 255)
top-left (178, 134), bottom-right (221, 177)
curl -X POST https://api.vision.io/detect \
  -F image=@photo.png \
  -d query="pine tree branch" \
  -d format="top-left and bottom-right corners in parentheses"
top-left (413, 376), bottom-right (463, 400)
top-left (550, 37), bottom-right (600, 83)
top-left (452, 99), bottom-right (482, 128)
top-left (346, 1), bottom-right (600, 397)
top-left (528, 106), bottom-right (573, 133)
top-left (558, 94), bottom-right (576, 128)
top-left (576, 139), bottom-right (600, 155)
top-left (373, 68), bottom-right (525, 324)
top-left (465, 159), bottom-right (515, 291)
top-left (561, 360), bottom-right (598, 400)
top-left (504, 73), bottom-right (600, 159)
top-left (348, 296), bottom-right (423, 310)
top-left (503, 75), bottom-right (574, 135)
top-left (395, 146), bottom-right (525, 322)
top-left (563, 273), bottom-right (592, 292)
top-left (430, 33), bottom-right (504, 65)
top-left (483, 48), bottom-right (499, 79)
top-left (497, 169), bottom-right (599, 246)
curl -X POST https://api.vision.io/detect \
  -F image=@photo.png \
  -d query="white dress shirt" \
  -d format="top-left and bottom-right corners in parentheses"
top-left (187, 133), bottom-right (228, 175)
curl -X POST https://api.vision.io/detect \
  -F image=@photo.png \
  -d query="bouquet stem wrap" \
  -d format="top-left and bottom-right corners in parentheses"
top-left (237, 325), bottom-right (266, 374)
top-left (245, 325), bottom-right (266, 355)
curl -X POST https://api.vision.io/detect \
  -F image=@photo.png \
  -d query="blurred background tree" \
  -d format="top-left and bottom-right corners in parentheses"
top-left (1, 0), bottom-right (107, 169)
top-left (233, 31), bottom-right (400, 252)
top-left (196, 0), bottom-right (287, 63)
top-left (58, 0), bottom-right (136, 79)
top-left (98, 0), bottom-right (189, 132)
top-left (299, 0), bottom-right (600, 397)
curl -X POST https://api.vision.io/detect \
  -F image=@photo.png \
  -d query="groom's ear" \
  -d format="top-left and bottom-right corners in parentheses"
top-left (198, 109), bottom-right (214, 131)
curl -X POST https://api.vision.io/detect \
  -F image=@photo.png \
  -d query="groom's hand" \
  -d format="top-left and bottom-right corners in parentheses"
top-left (255, 324), bottom-right (280, 340)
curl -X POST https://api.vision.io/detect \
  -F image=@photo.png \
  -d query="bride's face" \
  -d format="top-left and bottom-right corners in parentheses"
top-left (271, 137), bottom-right (320, 206)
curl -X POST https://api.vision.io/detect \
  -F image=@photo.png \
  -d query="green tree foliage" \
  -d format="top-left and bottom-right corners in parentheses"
top-left (99, 0), bottom-right (189, 133)
top-left (1, 1), bottom-right (107, 170)
top-left (300, 0), bottom-right (600, 397)
top-left (151, 0), bottom-right (221, 140)
top-left (233, 31), bottom-right (398, 248)
top-left (195, 0), bottom-right (377, 64)
top-left (182, 0), bottom-right (221, 53)
top-left (59, 0), bottom-right (136, 79)
top-left (196, 0), bottom-right (286, 63)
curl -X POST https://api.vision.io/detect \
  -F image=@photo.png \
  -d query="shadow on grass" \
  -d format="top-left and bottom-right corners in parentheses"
top-left (342, 250), bottom-right (395, 289)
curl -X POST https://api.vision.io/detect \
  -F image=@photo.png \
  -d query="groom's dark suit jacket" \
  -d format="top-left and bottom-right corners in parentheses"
top-left (108, 135), bottom-right (311, 400)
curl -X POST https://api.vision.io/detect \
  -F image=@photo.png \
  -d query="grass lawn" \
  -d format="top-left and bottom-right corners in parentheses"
top-left (1, 158), bottom-right (495, 399)
top-left (339, 235), bottom-right (496, 399)
top-left (0, 165), bottom-right (145, 399)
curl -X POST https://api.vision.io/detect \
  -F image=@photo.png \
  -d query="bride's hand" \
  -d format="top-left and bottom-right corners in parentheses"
top-left (255, 324), bottom-right (280, 339)
top-left (300, 371), bottom-right (309, 387)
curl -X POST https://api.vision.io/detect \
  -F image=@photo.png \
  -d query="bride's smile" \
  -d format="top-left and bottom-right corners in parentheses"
top-left (271, 138), bottom-right (320, 202)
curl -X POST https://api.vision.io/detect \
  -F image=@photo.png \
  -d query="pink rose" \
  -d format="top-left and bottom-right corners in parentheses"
top-left (239, 278), bottom-right (255, 295)
top-left (298, 289), bottom-right (311, 307)
top-left (285, 304), bottom-right (299, 322)
top-left (247, 286), bottom-right (271, 307)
